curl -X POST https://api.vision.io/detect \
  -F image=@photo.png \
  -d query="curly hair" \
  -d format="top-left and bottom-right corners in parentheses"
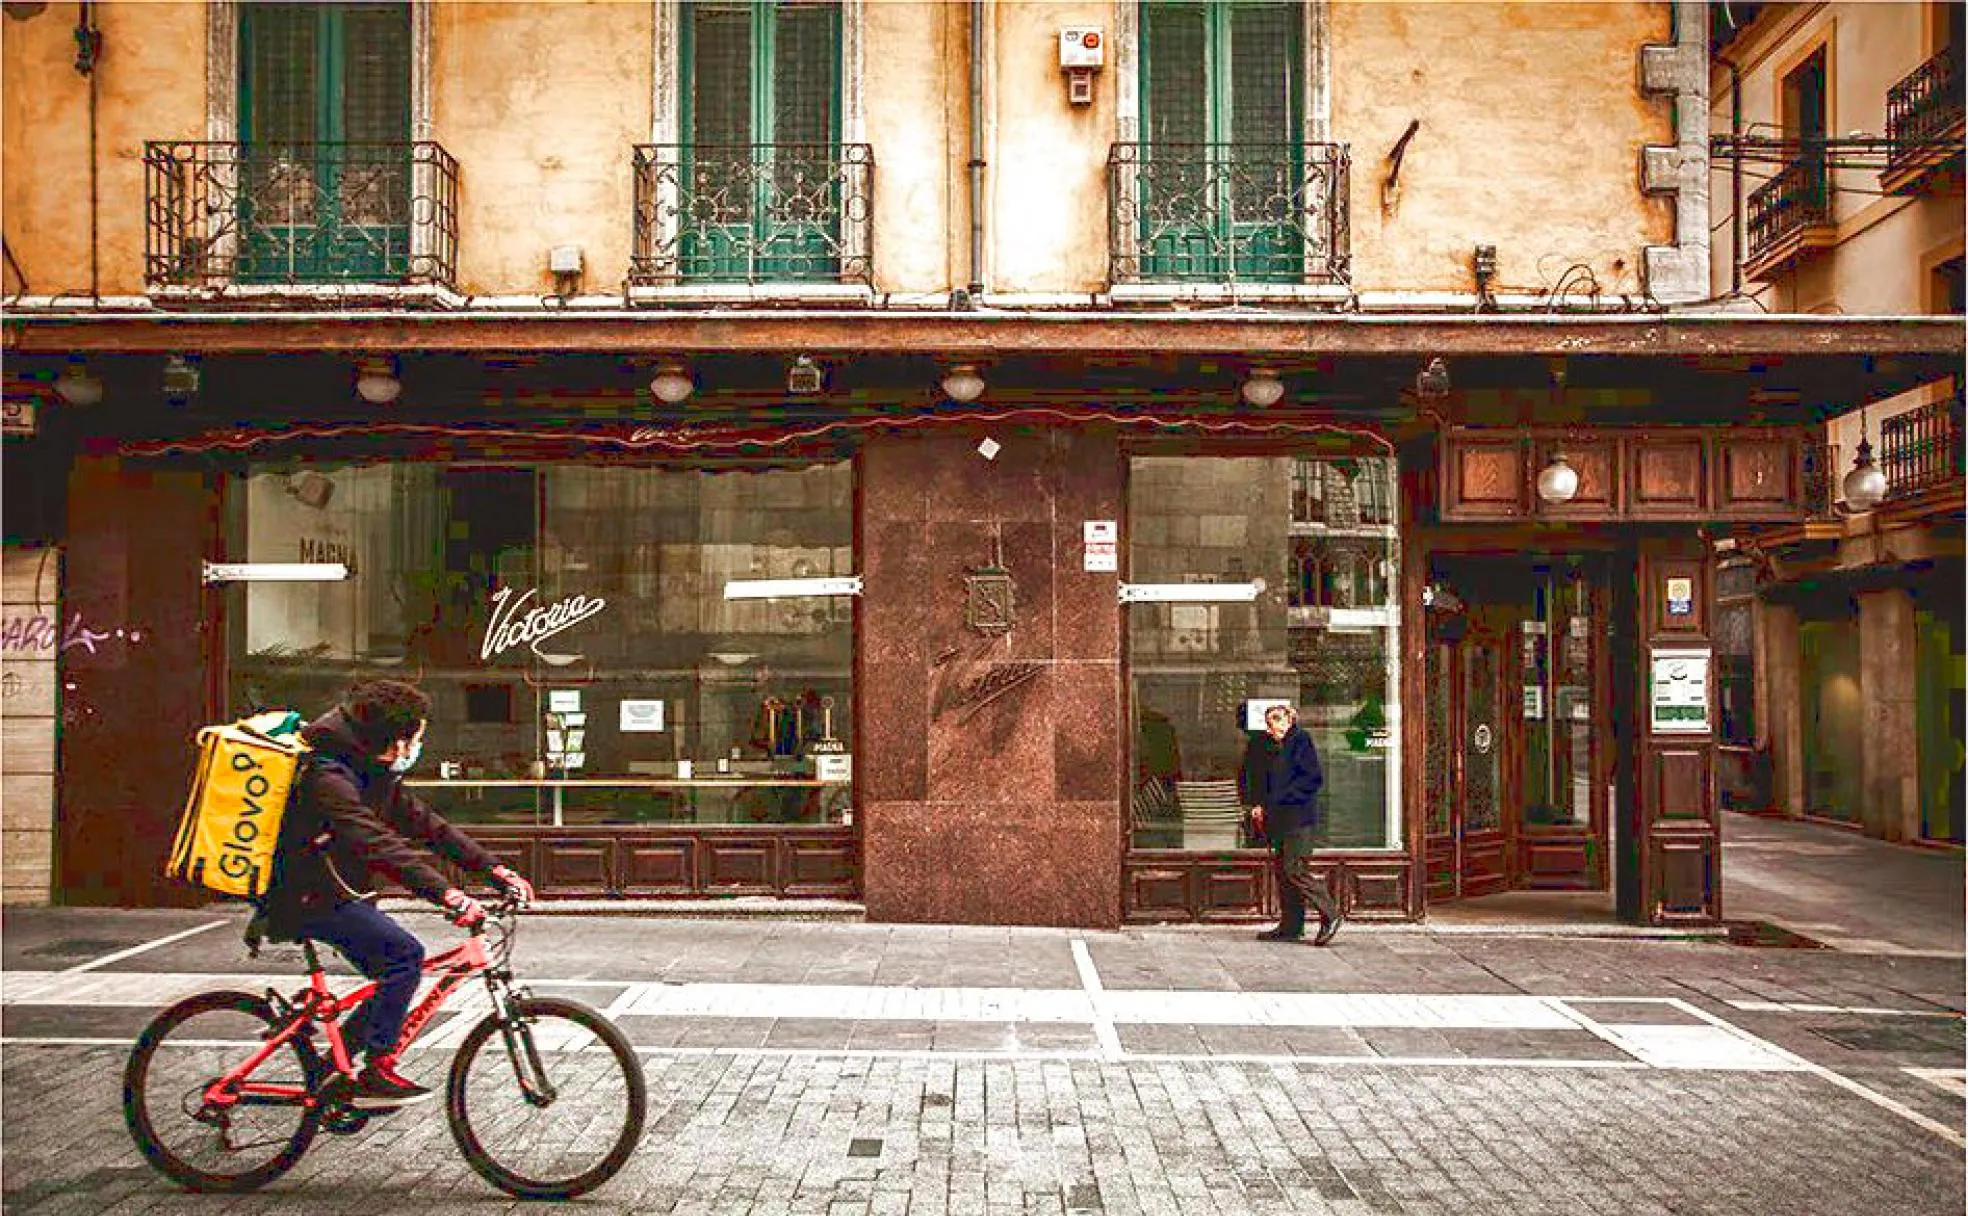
top-left (341, 679), bottom-right (432, 753)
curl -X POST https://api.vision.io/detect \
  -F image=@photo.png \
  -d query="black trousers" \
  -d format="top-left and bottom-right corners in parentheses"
top-left (1270, 825), bottom-right (1338, 936)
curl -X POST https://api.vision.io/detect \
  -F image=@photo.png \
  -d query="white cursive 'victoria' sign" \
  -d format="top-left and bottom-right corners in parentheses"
top-left (481, 586), bottom-right (608, 665)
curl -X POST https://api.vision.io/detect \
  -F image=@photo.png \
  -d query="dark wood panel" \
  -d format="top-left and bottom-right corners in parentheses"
top-left (702, 837), bottom-right (778, 893)
top-left (1442, 437), bottom-right (1527, 520)
top-left (538, 839), bottom-right (612, 894)
top-left (1533, 437), bottom-right (1619, 516)
top-left (1626, 437), bottom-right (1708, 517)
top-left (1714, 435), bottom-right (1800, 517)
top-left (1199, 867), bottom-right (1269, 921)
top-left (1125, 866), bottom-right (1193, 918)
top-left (619, 841), bottom-right (698, 894)
top-left (1343, 863), bottom-right (1409, 915)
top-left (1649, 748), bottom-right (1713, 822)
top-left (1521, 838), bottom-right (1595, 888)
top-left (783, 839), bottom-right (859, 896)
top-left (1646, 555), bottom-right (1709, 636)
top-left (1654, 837), bottom-right (1717, 921)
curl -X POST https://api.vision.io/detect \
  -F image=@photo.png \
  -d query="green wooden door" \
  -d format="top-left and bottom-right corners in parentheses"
top-left (682, 0), bottom-right (842, 282)
top-left (1139, 0), bottom-right (1301, 282)
top-left (239, 3), bottom-right (411, 283)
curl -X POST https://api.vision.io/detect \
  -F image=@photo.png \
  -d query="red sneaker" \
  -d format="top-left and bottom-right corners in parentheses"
top-left (353, 1053), bottom-right (432, 1107)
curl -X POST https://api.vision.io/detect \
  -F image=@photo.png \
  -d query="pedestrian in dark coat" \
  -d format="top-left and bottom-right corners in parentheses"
top-left (1248, 703), bottom-right (1343, 945)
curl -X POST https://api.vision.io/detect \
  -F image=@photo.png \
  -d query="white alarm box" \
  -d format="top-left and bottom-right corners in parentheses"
top-left (1059, 27), bottom-right (1104, 68)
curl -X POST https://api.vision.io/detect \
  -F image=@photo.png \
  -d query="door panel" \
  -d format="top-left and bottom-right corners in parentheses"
top-left (1457, 619), bottom-right (1513, 896)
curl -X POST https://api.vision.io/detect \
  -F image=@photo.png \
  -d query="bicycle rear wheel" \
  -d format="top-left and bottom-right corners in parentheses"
top-left (446, 996), bottom-right (647, 1199)
top-left (123, 990), bottom-right (322, 1192)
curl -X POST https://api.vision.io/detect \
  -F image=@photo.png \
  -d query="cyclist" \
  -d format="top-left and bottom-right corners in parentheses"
top-left (259, 679), bottom-right (536, 1108)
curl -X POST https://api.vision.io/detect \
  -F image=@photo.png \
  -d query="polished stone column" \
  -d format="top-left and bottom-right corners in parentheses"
top-left (1857, 587), bottom-right (1920, 842)
top-left (858, 426), bottom-right (1124, 927)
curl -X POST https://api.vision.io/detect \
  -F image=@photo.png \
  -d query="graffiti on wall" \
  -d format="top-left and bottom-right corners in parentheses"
top-left (0, 611), bottom-right (139, 656)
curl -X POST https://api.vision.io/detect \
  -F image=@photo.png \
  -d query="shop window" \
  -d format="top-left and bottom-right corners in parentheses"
top-left (226, 461), bottom-right (854, 828)
top-left (1128, 454), bottom-right (1401, 852)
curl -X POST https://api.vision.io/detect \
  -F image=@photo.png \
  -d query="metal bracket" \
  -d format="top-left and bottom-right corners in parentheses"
top-left (201, 561), bottom-right (350, 586)
top-left (1117, 582), bottom-right (1261, 605)
top-left (722, 575), bottom-right (863, 600)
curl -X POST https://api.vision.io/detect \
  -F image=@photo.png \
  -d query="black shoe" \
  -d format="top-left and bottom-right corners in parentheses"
top-left (1313, 909), bottom-right (1344, 947)
top-left (352, 1054), bottom-right (432, 1108)
top-left (1255, 927), bottom-right (1302, 942)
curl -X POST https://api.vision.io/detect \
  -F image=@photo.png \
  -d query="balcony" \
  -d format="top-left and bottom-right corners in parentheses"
top-left (1107, 142), bottom-right (1350, 296)
top-left (630, 143), bottom-right (873, 300)
top-left (143, 142), bottom-right (459, 300)
top-left (1880, 45), bottom-right (1964, 196)
top-left (1743, 156), bottom-right (1836, 281)
top-left (1879, 393), bottom-right (1965, 504)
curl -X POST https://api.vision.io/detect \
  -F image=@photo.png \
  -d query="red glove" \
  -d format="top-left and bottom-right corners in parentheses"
top-left (490, 864), bottom-right (535, 905)
top-left (442, 888), bottom-right (486, 928)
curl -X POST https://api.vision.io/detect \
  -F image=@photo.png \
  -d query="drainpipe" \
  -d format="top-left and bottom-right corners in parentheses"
top-left (1720, 54), bottom-right (1744, 298)
top-left (75, 0), bottom-right (103, 300)
top-left (965, 0), bottom-right (986, 305)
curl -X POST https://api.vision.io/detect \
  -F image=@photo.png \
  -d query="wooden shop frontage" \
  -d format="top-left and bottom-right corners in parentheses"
top-left (4, 310), bottom-right (1957, 927)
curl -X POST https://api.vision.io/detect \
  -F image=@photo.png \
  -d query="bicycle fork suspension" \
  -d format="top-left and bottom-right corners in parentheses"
top-left (489, 988), bottom-right (557, 1107)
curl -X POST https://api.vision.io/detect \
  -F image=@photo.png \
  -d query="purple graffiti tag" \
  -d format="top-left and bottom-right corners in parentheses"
top-left (59, 614), bottom-right (114, 654)
top-left (0, 612), bottom-right (130, 655)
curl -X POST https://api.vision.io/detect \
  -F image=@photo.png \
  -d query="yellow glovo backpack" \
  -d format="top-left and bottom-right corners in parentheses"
top-left (165, 710), bottom-right (310, 900)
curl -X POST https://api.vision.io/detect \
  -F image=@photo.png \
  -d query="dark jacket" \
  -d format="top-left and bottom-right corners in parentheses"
top-left (262, 709), bottom-right (498, 940)
top-left (1257, 724), bottom-right (1325, 835)
top-left (1237, 731), bottom-right (1277, 810)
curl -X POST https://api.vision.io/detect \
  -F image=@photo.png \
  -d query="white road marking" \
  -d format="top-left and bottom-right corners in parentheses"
top-left (1905, 1068), bottom-right (1967, 1097)
top-left (5, 921), bottom-right (229, 1001)
top-left (1666, 998), bottom-right (1966, 1148)
top-left (1727, 999), bottom-right (1964, 1019)
top-left (1069, 939), bottom-right (1124, 1062)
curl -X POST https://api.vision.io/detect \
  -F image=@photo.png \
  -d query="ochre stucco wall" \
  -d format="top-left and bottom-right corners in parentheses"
top-left (1, 2), bottom-right (204, 298)
top-left (988, 0), bottom-right (1118, 295)
top-left (863, 1), bottom-right (963, 296)
top-left (433, 2), bottom-right (649, 297)
top-left (1333, 1), bottom-right (1675, 297)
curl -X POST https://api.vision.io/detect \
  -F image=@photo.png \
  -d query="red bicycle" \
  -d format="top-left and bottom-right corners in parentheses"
top-left (121, 895), bottom-right (646, 1199)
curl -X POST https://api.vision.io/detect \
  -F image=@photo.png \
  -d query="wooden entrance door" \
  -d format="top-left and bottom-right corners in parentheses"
top-left (1424, 605), bottom-right (1517, 899)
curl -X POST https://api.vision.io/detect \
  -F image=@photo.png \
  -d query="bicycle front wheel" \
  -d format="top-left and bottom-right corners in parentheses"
top-left (123, 990), bottom-right (321, 1192)
top-left (446, 996), bottom-right (647, 1199)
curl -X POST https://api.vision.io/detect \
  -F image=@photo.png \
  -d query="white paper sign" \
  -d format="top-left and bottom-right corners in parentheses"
top-left (620, 699), bottom-right (665, 732)
top-left (1649, 647), bottom-right (1712, 735)
top-left (547, 689), bottom-right (582, 713)
top-left (1084, 521), bottom-right (1118, 572)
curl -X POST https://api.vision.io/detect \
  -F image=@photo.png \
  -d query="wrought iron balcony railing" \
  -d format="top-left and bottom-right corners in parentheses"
top-left (143, 142), bottom-right (458, 292)
top-left (1745, 156), bottom-right (1833, 267)
top-left (1886, 44), bottom-right (1964, 168)
top-left (1108, 142), bottom-right (1349, 286)
top-left (1880, 394), bottom-right (1965, 500)
top-left (630, 143), bottom-right (873, 287)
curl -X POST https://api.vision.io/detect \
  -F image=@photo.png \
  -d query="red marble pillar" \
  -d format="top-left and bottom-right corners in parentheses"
top-left (858, 426), bottom-right (1123, 926)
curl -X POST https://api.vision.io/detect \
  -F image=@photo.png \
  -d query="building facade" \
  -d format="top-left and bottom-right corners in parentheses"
top-left (1708, 0), bottom-right (1965, 846)
top-left (3, 0), bottom-right (1958, 924)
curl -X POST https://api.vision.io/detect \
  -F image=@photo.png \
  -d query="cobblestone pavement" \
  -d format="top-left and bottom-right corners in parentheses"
top-left (3, 908), bottom-right (1962, 1215)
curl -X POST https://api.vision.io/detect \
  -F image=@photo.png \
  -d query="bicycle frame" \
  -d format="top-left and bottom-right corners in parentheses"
top-left (199, 930), bottom-right (498, 1114)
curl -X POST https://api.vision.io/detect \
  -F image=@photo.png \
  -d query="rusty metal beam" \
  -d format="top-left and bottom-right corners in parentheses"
top-left (3, 310), bottom-right (1961, 359)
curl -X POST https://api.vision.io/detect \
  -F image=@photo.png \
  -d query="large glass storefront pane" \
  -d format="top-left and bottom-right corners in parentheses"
top-left (227, 461), bottom-right (854, 827)
top-left (1128, 454), bottom-right (1401, 850)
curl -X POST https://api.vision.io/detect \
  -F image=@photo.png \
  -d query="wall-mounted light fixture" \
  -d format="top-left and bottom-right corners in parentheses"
top-left (53, 359), bottom-right (103, 406)
top-left (788, 354), bottom-right (824, 395)
top-left (1841, 409), bottom-right (1888, 513)
top-left (941, 363), bottom-right (986, 403)
top-left (650, 362), bottom-right (694, 404)
top-left (162, 354), bottom-right (200, 403)
top-left (1415, 357), bottom-right (1450, 401)
top-left (1536, 448), bottom-right (1581, 505)
top-left (1240, 366), bottom-right (1285, 408)
top-left (354, 355), bottom-right (401, 405)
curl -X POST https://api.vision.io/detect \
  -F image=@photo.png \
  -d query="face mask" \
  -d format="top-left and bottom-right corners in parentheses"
top-left (388, 737), bottom-right (424, 774)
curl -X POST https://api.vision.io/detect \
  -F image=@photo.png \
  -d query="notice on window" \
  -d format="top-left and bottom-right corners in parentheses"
top-left (620, 699), bottom-right (665, 733)
top-left (547, 689), bottom-right (582, 713)
top-left (1648, 647), bottom-right (1711, 735)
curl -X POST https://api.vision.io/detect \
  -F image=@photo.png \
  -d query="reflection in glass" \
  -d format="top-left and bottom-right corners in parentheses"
top-left (1128, 454), bottom-right (1401, 851)
top-left (227, 461), bottom-right (854, 828)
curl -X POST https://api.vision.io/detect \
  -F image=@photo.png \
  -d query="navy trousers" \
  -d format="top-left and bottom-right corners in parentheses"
top-left (294, 899), bottom-right (426, 1059)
